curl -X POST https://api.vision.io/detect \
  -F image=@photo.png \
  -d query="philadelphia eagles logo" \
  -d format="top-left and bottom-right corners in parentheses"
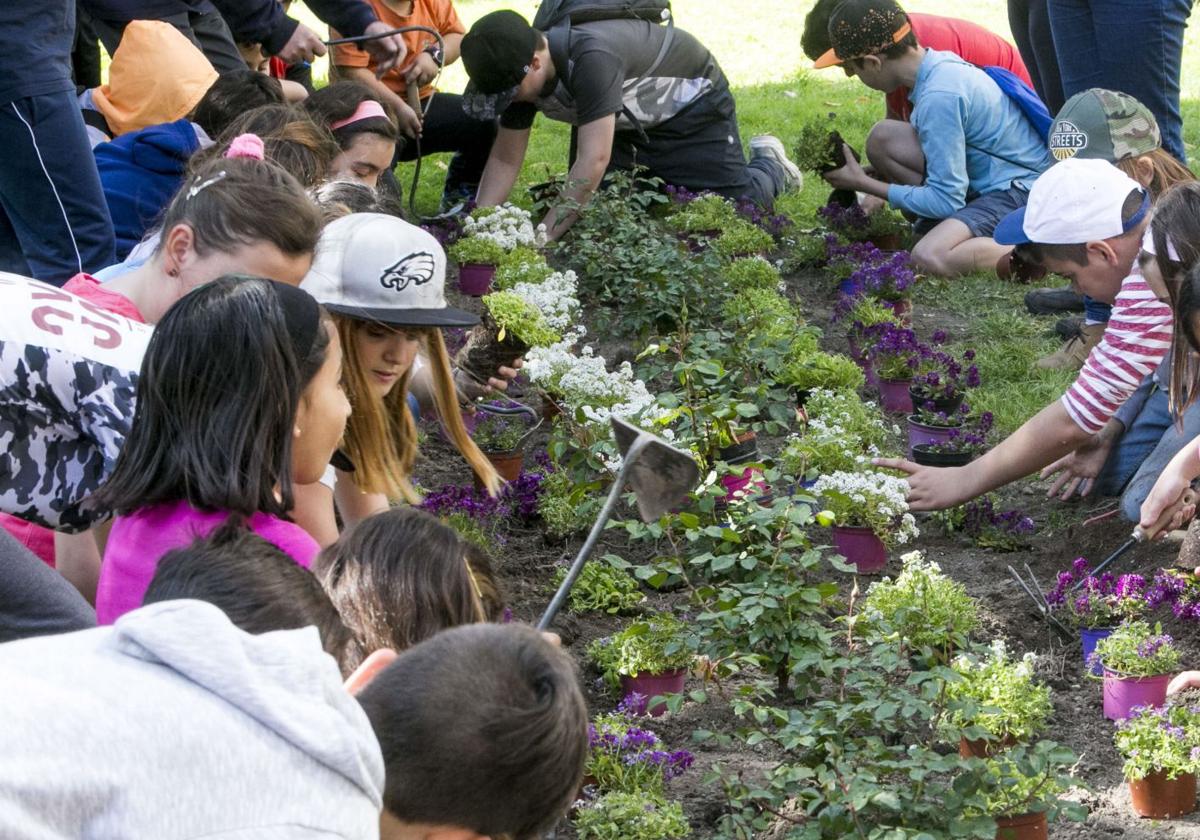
top-left (379, 252), bottom-right (436, 292)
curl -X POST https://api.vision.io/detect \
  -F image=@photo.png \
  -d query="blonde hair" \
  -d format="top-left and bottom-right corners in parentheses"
top-left (335, 316), bottom-right (501, 502)
top-left (1117, 148), bottom-right (1196, 199)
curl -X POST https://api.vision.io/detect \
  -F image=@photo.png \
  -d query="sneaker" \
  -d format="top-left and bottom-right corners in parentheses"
top-left (1025, 286), bottom-right (1086, 316)
top-left (1035, 322), bottom-right (1105, 370)
top-left (750, 135), bottom-right (803, 191)
top-left (996, 250), bottom-right (1048, 283)
top-left (1055, 316), bottom-right (1084, 340)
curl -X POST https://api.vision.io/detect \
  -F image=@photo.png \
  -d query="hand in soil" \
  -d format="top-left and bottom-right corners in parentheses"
top-left (872, 456), bottom-right (973, 511)
top-left (1167, 670), bottom-right (1200, 696)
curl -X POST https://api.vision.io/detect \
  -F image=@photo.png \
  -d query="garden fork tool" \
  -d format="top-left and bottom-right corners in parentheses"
top-left (538, 417), bottom-right (699, 630)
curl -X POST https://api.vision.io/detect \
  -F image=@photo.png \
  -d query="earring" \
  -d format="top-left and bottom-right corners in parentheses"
top-left (168, 268), bottom-right (179, 278)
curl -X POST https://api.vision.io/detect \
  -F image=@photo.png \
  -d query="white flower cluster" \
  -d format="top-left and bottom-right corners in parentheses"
top-left (814, 470), bottom-right (918, 545)
top-left (525, 342), bottom-right (667, 433)
top-left (511, 270), bottom-right (581, 335)
top-left (462, 204), bottom-right (546, 250)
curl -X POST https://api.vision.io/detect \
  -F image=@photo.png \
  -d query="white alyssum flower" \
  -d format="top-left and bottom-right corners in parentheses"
top-left (813, 470), bottom-right (918, 545)
top-left (462, 204), bottom-right (545, 250)
top-left (511, 269), bottom-right (580, 333)
top-left (524, 342), bottom-right (667, 432)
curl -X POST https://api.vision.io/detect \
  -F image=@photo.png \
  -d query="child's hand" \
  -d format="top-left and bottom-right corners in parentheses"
top-left (1168, 670), bottom-right (1200, 696)
top-left (404, 52), bottom-right (441, 88)
top-left (822, 143), bottom-right (867, 191)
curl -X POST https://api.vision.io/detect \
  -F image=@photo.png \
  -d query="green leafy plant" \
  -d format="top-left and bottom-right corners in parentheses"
top-left (448, 235), bottom-right (506, 266)
top-left (792, 118), bottom-right (842, 173)
top-left (470, 411), bottom-right (526, 453)
top-left (780, 232), bottom-right (829, 270)
top-left (588, 613), bottom-right (693, 688)
top-left (1093, 620), bottom-right (1181, 677)
top-left (862, 550), bottom-right (980, 652)
top-left (438, 511), bottom-right (492, 551)
top-left (720, 256), bottom-right (781, 291)
top-left (493, 247), bottom-right (553, 290)
top-left (1115, 702), bottom-right (1200, 781)
top-left (552, 560), bottom-right (645, 615)
top-left (812, 469), bottom-right (918, 547)
top-left (712, 221), bottom-right (775, 258)
top-left (535, 466), bottom-right (595, 539)
top-left (968, 744), bottom-right (1086, 821)
top-left (574, 792), bottom-right (690, 840)
top-left (777, 350), bottom-right (864, 393)
top-left (482, 290), bottom-right (562, 348)
top-left (721, 288), bottom-right (799, 336)
top-left (666, 193), bottom-right (739, 233)
top-left (943, 640), bottom-right (1052, 742)
top-left (805, 388), bottom-right (891, 449)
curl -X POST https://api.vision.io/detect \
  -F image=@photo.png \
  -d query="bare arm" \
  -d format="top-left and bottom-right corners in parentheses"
top-left (476, 126), bottom-right (532, 207)
top-left (55, 530), bottom-right (102, 605)
top-left (877, 400), bottom-right (1091, 511)
top-left (291, 481), bottom-right (341, 549)
top-left (540, 115), bottom-right (615, 241)
top-left (333, 473), bottom-right (389, 531)
top-left (338, 65), bottom-right (422, 137)
top-left (442, 32), bottom-right (463, 66)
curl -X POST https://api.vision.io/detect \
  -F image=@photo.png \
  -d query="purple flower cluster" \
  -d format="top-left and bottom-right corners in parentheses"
top-left (419, 456), bottom-right (550, 523)
top-left (1138, 633), bottom-right (1175, 659)
top-left (911, 345), bottom-right (980, 403)
top-left (588, 714), bottom-right (695, 782)
top-left (1045, 558), bottom-right (1149, 628)
top-left (664, 183), bottom-right (791, 236)
top-left (924, 410), bottom-right (994, 454)
top-left (866, 323), bottom-right (922, 377)
top-left (960, 496), bottom-right (1035, 548)
top-left (1145, 568), bottom-right (1200, 621)
top-left (818, 201), bottom-right (870, 232)
top-left (827, 238), bottom-right (916, 301)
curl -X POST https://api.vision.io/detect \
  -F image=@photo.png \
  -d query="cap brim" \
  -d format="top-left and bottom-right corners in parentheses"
top-left (813, 47), bottom-right (844, 69)
top-left (462, 81), bottom-right (518, 121)
top-left (992, 206), bottom-right (1032, 246)
top-left (323, 302), bottom-right (480, 328)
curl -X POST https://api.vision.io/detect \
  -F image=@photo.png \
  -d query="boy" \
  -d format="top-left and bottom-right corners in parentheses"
top-left (459, 9), bottom-right (801, 241)
top-left (0, 601), bottom-right (587, 839)
top-left (817, 0), bottom-right (1054, 277)
top-left (879, 158), bottom-right (1172, 512)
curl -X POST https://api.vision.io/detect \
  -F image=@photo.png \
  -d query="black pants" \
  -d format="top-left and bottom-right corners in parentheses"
top-left (395, 92), bottom-right (497, 201)
top-left (1008, 0), bottom-right (1065, 114)
top-left (90, 8), bottom-right (246, 75)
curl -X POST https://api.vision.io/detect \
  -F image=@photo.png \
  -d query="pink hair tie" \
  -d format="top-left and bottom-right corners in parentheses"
top-left (223, 133), bottom-right (265, 160)
top-left (330, 100), bottom-right (389, 131)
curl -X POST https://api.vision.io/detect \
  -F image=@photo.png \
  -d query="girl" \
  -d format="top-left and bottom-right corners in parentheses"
top-left (304, 82), bottom-right (399, 189)
top-left (314, 507), bottom-right (492, 669)
top-left (297, 211), bottom-right (516, 545)
top-left (92, 276), bottom-right (351, 624)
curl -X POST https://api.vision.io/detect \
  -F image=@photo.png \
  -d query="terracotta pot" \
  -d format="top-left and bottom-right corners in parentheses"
top-left (1080, 627), bottom-right (1113, 677)
top-left (831, 525), bottom-right (887, 574)
top-left (1129, 769), bottom-right (1197, 819)
top-left (911, 445), bottom-right (972, 467)
top-left (994, 811), bottom-right (1047, 840)
top-left (868, 232), bottom-right (905, 252)
top-left (959, 733), bottom-right (1018, 758)
top-left (877, 377), bottom-right (914, 414)
top-left (884, 296), bottom-right (913, 325)
top-left (474, 450), bottom-right (523, 489)
top-left (1103, 671), bottom-right (1170, 721)
top-left (457, 262), bottom-right (495, 296)
top-left (619, 669), bottom-right (687, 717)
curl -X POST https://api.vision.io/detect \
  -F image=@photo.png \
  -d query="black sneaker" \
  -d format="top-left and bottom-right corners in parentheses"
top-left (1025, 287), bottom-right (1086, 315)
top-left (1055, 316), bottom-right (1084, 339)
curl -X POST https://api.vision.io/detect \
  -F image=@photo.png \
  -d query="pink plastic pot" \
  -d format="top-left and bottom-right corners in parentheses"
top-left (619, 669), bottom-right (687, 717)
top-left (458, 263), bottom-right (495, 296)
top-left (877, 378), bottom-right (914, 414)
top-left (719, 466), bottom-right (767, 504)
top-left (1103, 671), bottom-right (1170, 721)
top-left (832, 525), bottom-right (888, 574)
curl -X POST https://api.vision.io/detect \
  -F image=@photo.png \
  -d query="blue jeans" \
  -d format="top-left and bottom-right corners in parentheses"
top-left (1096, 386), bottom-right (1200, 521)
top-left (1047, 0), bottom-right (1192, 163)
top-left (1083, 295), bottom-right (1111, 324)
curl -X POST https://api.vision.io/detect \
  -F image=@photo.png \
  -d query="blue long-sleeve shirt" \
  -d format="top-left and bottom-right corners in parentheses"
top-left (887, 49), bottom-right (1054, 220)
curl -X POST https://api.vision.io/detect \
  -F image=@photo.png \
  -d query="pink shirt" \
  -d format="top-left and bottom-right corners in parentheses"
top-left (95, 499), bottom-right (319, 624)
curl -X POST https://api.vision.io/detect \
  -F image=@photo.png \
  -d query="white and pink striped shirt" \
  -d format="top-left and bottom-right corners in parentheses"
top-left (1061, 266), bottom-right (1173, 435)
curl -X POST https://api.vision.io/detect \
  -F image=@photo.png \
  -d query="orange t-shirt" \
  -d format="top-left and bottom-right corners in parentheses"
top-left (332, 0), bottom-right (465, 100)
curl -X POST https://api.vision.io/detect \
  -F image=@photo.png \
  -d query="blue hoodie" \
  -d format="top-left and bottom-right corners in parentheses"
top-left (94, 119), bottom-right (202, 260)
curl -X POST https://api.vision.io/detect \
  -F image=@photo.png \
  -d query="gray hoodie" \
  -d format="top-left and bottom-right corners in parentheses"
top-left (0, 600), bottom-right (385, 839)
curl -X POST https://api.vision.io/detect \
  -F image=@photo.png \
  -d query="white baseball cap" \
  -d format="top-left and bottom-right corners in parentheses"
top-left (301, 213), bottom-right (480, 327)
top-left (993, 157), bottom-right (1150, 246)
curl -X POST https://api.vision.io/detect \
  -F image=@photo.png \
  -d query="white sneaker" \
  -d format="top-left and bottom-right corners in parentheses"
top-left (749, 134), bottom-right (803, 191)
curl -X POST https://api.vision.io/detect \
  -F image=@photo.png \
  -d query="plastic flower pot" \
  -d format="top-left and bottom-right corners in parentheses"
top-left (473, 450), bottom-right (523, 490)
top-left (1129, 769), bottom-right (1197, 819)
top-left (716, 432), bottom-right (759, 465)
top-left (1080, 627), bottom-right (1114, 677)
top-left (909, 387), bottom-right (964, 416)
top-left (994, 811), bottom-right (1047, 840)
top-left (884, 296), bottom-right (912, 325)
top-left (1102, 671), bottom-right (1171, 721)
top-left (877, 377), bottom-right (914, 414)
top-left (619, 669), bottom-right (687, 717)
top-left (906, 414), bottom-right (962, 457)
top-left (719, 466), bottom-right (767, 504)
top-left (869, 232), bottom-right (905, 252)
top-left (457, 263), bottom-right (495, 296)
top-left (831, 525), bottom-right (887, 574)
top-left (911, 445), bottom-right (972, 467)
top-left (958, 733), bottom-right (1017, 758)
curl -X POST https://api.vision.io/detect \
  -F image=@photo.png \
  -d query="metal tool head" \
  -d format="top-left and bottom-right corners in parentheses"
top-left (611, 417), bottom-right (700, 522)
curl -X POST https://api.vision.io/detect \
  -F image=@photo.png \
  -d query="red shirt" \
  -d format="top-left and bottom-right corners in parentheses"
top-left (886, 13), bottom-right (1033, 121)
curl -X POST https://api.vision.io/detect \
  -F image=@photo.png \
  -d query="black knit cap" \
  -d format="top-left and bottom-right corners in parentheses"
top-left (814, 0), bottom-right (911, 69)
top-left (460, 10), bottom-right (539, 120)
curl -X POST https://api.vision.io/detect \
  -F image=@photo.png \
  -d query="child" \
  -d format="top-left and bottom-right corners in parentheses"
top-left (304, 81), bottom-right (400, 190)
top-left (297, 213), bottom-right (510, 545)
top-left (817, 0), bottom-right (1054, 277)
top-left (0, 602), bottom-right (587, 839)
top-left (315, 508), bottom-right (488, 668)
top-left (92, 276), bottom-right (352, 623)
top-left (144, 524), bottom-right (353, 669)
top-left (880, 159), bottom-right (1172, 511)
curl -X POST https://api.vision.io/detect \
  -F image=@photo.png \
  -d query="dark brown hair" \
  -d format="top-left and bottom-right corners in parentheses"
top-left (144, 522), bottom-right (353, 670)
top-left (315, 508), bottom-right (485, 669)
top-left (1145, 182), bottom-right (1200, 415)
top-left (355, 623), bottom-right (588, 838)
top-left (192, 104), bottom-right (340, 188)
top-left (1015, 188), bottom-right (1147, 267)
top-left (191, 70), bottom-right (284, 138)
top-left (303, 80), bottom-right (398, 149)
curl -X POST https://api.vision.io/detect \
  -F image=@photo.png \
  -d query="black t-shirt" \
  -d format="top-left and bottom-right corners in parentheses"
top-left (499, 19), bottom-right (724, 131)
top-left (0, 1), bottom-right (76, 105)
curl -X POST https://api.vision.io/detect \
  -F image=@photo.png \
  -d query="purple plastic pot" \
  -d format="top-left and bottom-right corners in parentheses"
top-left (906, 415), bottom-right (962, 457)
top-left (877, 378), bottom-right (914, 414)
top-left (458, 263), bottom-right (495, 296)
top-left (1081, 627), bottom-right (1114, 677)
top-left (619, 669), bottom-right (687, 717)
top-left (1103, 671), bottom-right (1170, 721)
top-left (832, 525), bottom-right (887, 574)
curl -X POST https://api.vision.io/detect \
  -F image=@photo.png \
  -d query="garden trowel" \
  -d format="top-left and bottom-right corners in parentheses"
top-left (537, 417), bottom-right (699, 630)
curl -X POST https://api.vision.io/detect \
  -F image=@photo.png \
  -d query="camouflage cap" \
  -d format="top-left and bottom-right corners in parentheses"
top-left (1047, 88), bottom-right (1160, 163)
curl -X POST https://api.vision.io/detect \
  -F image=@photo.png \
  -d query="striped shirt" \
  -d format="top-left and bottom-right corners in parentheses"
top-left (1061, 267), bottom-right (1173, 434)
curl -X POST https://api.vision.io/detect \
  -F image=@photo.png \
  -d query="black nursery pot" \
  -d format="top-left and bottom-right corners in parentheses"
top-left (794, 388), bottom-right (812, 409)
top-left (911, 444), bottom-right (972, 467)
top-left (908, 387), bottom-right (964, 416)
top-left (717, 432), bottom-right (760, 465)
